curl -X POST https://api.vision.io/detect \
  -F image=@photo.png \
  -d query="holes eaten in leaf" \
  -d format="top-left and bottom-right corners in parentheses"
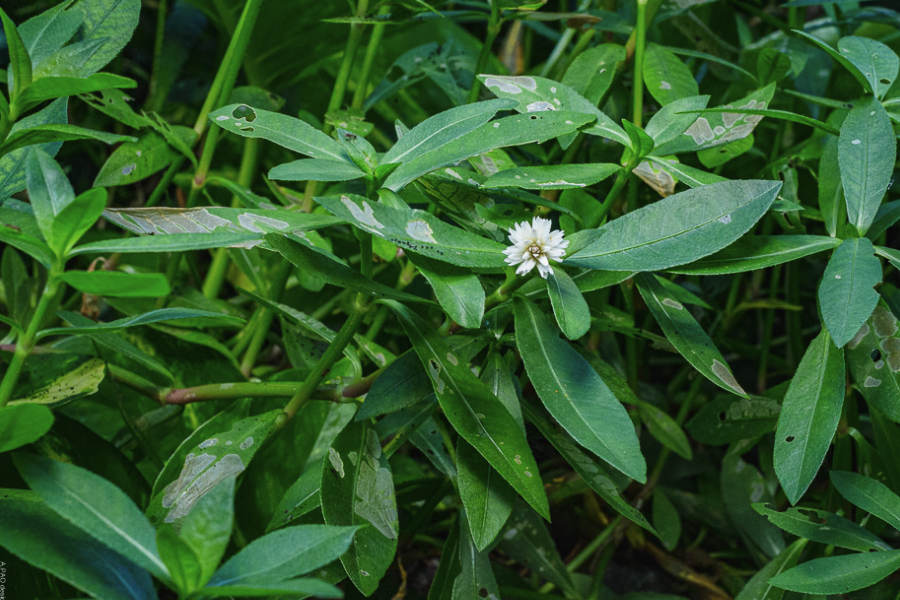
top-left (785, 435), bottom-right (796, 443)
top-left (232, 104), bottom-right (257, 122)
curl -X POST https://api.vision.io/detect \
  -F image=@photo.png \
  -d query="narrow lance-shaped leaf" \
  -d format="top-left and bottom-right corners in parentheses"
top-left (774, 330), bottom-right (845, 504)
top-left (567, 180), bottom-right (782, 272)
top-left (320, 420), bottom-right (397, 596)
top-left (637, 273), bottom-right (746, 396)
top-left (453, 513), bottom-right (502, 600)
top-left (208, 104), bottom-right (349, 163)
top-left (838, 96), bottom-right (896, 235)
top-left (0, 404), bottom-right (54, 453)
top-left (793, 30), bottom-right (874, 95)
top-left (410, 255), bottom-right (485, 329)
top-left (818, 134), bottom-right (844, 238)
top-left (817, 237), bottom-right (881, 349)
top-left (830, 471), bottom-right (900, 531)
top-left (545, 269), bottom-right (591, 340)
top-left (643, 43), bottom-right (699, 105)
top-left (457, 440), bottom-right (515, 552)
top-left (0, 6), bottom-right (33, 98)
top-left (384, 110), bottom-right (596, 190)
top-left (383, 300), bottom-right (551, 519)
top-left (0, 124), bottom-right (134, 157)
top-left (836, 36), bottom-right (899, 100)
top-left (315, 193), bottom-right (507, 269)
top-left (14, 454), bottom-right (171, 583)
top-left (37, 308), bottom-right (244, 339)
top-left (769, 549), bottom-right (900, 595)
top-left (513, 296), bottom-right (646, 482)
top-left (754, 503), bottom-right (891, 552)
top-left (481, 163), bottom-right (619, 190)
top-left (735, 539), bottom-right (806, 600)
top-left (669, 235), bottom-right (841, 276)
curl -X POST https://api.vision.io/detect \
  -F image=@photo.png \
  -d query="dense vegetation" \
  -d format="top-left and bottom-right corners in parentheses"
top-left (1, 0), bottom-right (899, 599)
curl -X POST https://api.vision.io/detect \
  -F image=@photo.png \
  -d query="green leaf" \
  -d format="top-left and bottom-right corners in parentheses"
top-left (315, 193), bottom-right (506, 268)
top-left (567, 180), bottom-right (781, 271)
top-left (478, 75), bottom-right (627, 148)
top-left (757, 48), bottom-right (793, 85)
top-left (26, 147), bottom-right (73, 243)
top-left (14, 454), bottom-right (170, 582)
top-left (0, 215), bottom-right (54, 266)
top-left (71, 232), bottom-right (264, 255)
top-left (266, 467), bottom-right (322, 532)
top-left (655, 84), bottom-right (775, 155)
top-left (867, 200), bottom-right (900, 241)
top-left (50, 187), bottom-right (106, 256)
top-left (562, 43), bottom-right (626, 105)
top-left (94, 128), bottom-right (193, 187)
top-left (37, 308), bottom-right (243, 339)
top-left (839, 96), bottom-right (896, 235)
top-left (0, 6), bottom-right (33, 98)
top-left (156, 526), bottom-right (203, 595)
top-left (428, 517), bottom-right (462, 600)
top-left (637, 399), bottom-right (693, 460)
top-left (637, 273), bottom-right (746, 396)
top-left (677, 107), bottom-right (838, 136)
top-left (58, 270), bottom-right (171, 297)
top-left (846, 302), bottom-right (900, 422)
top-left (769, 549), bottom-right (900, 594)
top-left (195, 579), bottom-right (342, 598)
top-left (10, 356), bottom-right (104, 406)
top-left (0, 98), bottom-right (68, 199)
top-left (793, 31), bottom-right (874, 95)
top-left (148, 409), bottom-right (281, 526)
top-left (669, 235), bottom-right (841, 275)
top-left (545, 269), bottom-right (591, 340)
top-left (458, 440), bottom-right (515, 551)
top-left (644, 43), bottom-right (699, 105)
top-left (754, 503), bottom-right (890, 552)
top-left (735, 539), bottom-right (806, 600)
top-left (268, 158), bottom-right (366, 182)
top-left (818, 135), bottom-right (844, 238)
top-left (499, 503), bottom-right (577, 596)
top-left (208, 525), bottom-right (357, 587)
top-left (653, 490), bottom-right (681, 551)
top-left (384, 110), bottom-right (597, 190)
top-left (685, 395), bottom-right (780, 445)
top-left (336, 127), bottom-right (378, 173)
top-left (0, 493), bottom-right (156, 600)
top-left (160, 477), bottom-right (234, 590)
top-left (0, 403), bottom-right (54, 452)
top-left (266, 233), bottom-right (433, 304)
top-left (384, 300), bottom-right (551, 519)
top-left (0, 124), bottom-right (134, 157)
top-left (320, 420), bottom-right (397, 595)
top-left (774, 330), bottom-right (845, 504)
top-left (481, 163), bottom-right (619, 190)
top-left (411, 254), bottom-right (485, 328)
top-left (454, 513), bottom-right (502, 600)
top-left (522, 398), bottom-right (655, 532)
top-left (18, 1), bottom-right (83, 68)
top-left (73, 0), bottom-right (140, 76)
top-left (356, 351), bottom-right (434, 420)
top-left (645, 96), bottom-right (710, 147)
top-left (831, 471), bottom-right (900, 530)
top-left (383, 99), bottom-right (516, 165)
top-left (836, 36), bottom-right (899, 100)
top-left (209, 104), bottom-right (349, 163)
top-left (818, 237), bottom-right (881, 348)
top-left (15, 73), bottom-right (135, 113)
top-left (514, 297), bottom-right (646, 482)
top-left (721, 456), bottom-right (784, 558)
top-left (697, 134), bottom-right (754, 168)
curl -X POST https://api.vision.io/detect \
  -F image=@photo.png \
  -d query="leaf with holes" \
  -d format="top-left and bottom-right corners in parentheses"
top-left (482, 163), bottom-right (619, 190)
top-left (774, 330), bottom-right (845, 504)
top-left (754, 503), bottom-right (890, 552)
top-left (836, 36), bottom-right (899, 100)
top-left (846, 302), bottom-right (900, 422)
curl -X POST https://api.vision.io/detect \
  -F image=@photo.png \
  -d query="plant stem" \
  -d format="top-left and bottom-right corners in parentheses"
top-left (597, 168), bottom-right (629, 221)
top-left (282, 299), bottom-right (370, 421)
top-left (483, 268), bottom-right (529, 310)
top-left (351, 4), bottom-right (392, 110)
top-left (467, 1), bottom-right (502, 104)
top-left (632, 0), bottom-right (648, 127)
top-left (566, 517), bottom-right (622, 573)
top-left (239, 260), bottom-right (293, 377)
top-left (202, 137), bottom-right (261, 298)
top-left (145, 158), bottom-right (183, 208)
top-left (146, 0), bottom-right (169, 113)
top-left (0, 265), bottom-right (61, 406)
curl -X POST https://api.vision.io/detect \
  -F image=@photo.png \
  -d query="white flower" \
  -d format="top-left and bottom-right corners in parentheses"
top-left (503, 217), bottom-right (569, 279)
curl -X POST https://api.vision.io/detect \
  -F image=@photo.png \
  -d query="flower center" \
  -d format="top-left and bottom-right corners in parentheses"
top-left (528, 243), bottom-right (543, 258)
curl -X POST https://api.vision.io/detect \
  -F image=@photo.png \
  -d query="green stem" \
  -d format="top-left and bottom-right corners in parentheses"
top-left (146, 0), bottom-right (169, 113)
top-left (632, 0), bottom-right (648, 127)
top-left (0, 265), bottom-right (62, 407)
top-left (597, 168), bottom-right (630, 221)
top-left (351, 4), bottom-right (392, 110)
top-left (282, 299), bottom-right (370, 421)
top-left (467, 1), bottom-right (502, 104)
top-left (359, 232), bottom-right (374, 279)
top-left (566, 517), bottom-right (622, 573)
top-left (202, 137), bottom-right (261, 298)
top-left (145, 158), bottom-right (184, 208)
top-left (240, 260), bottom-right (293, 377)
top-left (192, 0), bottom-right (266, 136)
top-left (483, 268), bottom-right (529, 310)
